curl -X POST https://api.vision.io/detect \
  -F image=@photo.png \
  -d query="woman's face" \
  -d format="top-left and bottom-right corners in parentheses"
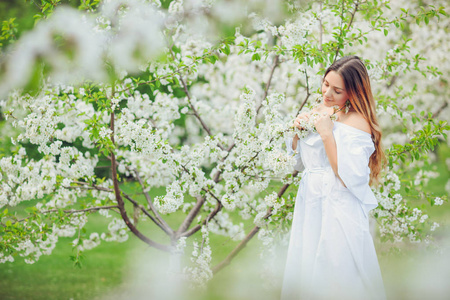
top-left (322, 71), bottom-right (349, 108)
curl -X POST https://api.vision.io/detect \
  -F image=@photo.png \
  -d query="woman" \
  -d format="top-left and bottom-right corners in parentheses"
top-left (281, 56), bottom-right (386, 300)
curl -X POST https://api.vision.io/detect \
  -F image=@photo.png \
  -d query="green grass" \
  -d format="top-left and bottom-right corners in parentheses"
top-left (0, 212), bottom-right (137, 300)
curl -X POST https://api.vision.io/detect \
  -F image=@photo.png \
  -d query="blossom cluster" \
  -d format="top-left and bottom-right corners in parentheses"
top-left (183, 225), bottom-right (213, 289)
top-left (0, 0), bottom-right (448, 290)
top-left (373, 167), bottom-right (438, 244)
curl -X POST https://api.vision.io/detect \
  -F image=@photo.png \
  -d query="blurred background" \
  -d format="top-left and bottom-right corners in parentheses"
top-left (0, 0), bottom-right (449, 299)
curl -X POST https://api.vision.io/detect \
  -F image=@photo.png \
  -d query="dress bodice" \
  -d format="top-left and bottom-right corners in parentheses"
top-left (286, 121), bottom-right (377, 218)
top-left (298, 131), bottom-right (329, 170)
top-left (298, 121), bottom-right (373, 170)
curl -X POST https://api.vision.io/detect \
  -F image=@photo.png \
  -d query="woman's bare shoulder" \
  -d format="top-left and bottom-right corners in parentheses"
top-left (341, 112), bottom-right (371, 134)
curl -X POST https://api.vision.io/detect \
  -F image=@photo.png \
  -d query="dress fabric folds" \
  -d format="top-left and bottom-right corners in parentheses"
top-left (280, 121), bottom-right (386, 300)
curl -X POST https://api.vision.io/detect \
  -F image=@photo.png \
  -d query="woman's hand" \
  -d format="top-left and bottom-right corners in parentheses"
top-left (293, 112), bottom-right (310, 131)
top-left (292, 112), bottom-right (310, 149)
top-left (314, 112), bottom-right (334, 139)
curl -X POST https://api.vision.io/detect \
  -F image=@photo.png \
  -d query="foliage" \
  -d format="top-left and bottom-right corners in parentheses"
top-left (0, 0), bottom-right (449, 287)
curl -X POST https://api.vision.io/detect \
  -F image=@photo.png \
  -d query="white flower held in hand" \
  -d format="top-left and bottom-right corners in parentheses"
top-left (291, 101), bottom-right (349, 138)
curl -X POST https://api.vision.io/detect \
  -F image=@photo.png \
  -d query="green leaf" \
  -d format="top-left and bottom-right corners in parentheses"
top-left (383, 29), bottom-right (388, 36)
top-left (223, 44), bottom-right (230, 55)
top-left (252, 53), bottom-right (261, 61)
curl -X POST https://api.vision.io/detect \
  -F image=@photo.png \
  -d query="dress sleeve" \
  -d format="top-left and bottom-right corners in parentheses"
top-left (334, 130), bottom-right (378, 218)
top-left (285, 135), bottom-right (304, 172)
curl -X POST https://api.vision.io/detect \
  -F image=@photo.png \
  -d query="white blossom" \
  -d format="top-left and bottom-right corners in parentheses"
top-left (101, 218), bottom-right (129, 243)
top-left (0, 253), bottom-right (14, 263)
top-left (183, 225), bottom-right (213, 288)
top-left (154, 181), bottom-right (184, 214)
top-left (434, 197), bottom-right (444, 206)
top-left (430, 222), bottom-right (440, 231)
top-left (174, 236), bottom-right (187, 254)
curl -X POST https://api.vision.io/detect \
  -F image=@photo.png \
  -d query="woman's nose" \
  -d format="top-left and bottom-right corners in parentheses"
top-left (324, 88), bottom-right (332, 98)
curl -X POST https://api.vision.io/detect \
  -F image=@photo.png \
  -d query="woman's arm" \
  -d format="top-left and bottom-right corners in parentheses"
top-left (314, 112), bottom-right (344, 184)
top-left (315, 112), bottom-right (371, 186)
top-left (292, 135), bottom-right (300, 150)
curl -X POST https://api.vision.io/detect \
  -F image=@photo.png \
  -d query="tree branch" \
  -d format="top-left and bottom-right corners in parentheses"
top-left (432, 101), bottom-right (448, 119)
top-left (212, 171), bottom-right (299, 274)
top-left (168, 48), bottom-right (224, 150)
top-left (70, 180), bottom-right (172, 235)
top-left (133, 169), bottom-right (174, 236)
top-left (221, 54), bottom-right (280, 159)
top-left (179, 74), bottom-right (218, 141)
top-left (333, 0), bottom-right (360, 63)
top-left (173, 53), bottom-right (283, 240)
top-left (110, 109), bottom-right (171, 252)
top-left (239, 129), bottom-right (289, 173)
top-left (176, 166), bottom-right (222, 237)
top-left (296, 68), bottom-right (311, 116)
top-left (256, 55), bottom-right (280, 115)
top-left (180, 188), bottom-right (223, 238)
top-left (11, 205), bottom-right (120, 225)
top-left (70, 181), bottom-right (112, 192)
top-left (120, 191), bottom-right (173, 235)
top-left (212, 225), bottom-right (261, 273)
top-left (176, 196), bottom-right (205, 237)
top-left (220, 143), bottom-right (236, 162)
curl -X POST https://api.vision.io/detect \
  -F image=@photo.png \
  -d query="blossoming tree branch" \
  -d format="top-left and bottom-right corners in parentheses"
top-left (0, 0), bottom-right (448, 285)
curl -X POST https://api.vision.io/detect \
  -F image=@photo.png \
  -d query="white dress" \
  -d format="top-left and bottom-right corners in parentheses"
top-left (281, 121), bottom-right (386, 300)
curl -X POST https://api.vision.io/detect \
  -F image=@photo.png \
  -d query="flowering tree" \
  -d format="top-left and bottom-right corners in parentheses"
top-left (0, 0), bottom-right (448, 286)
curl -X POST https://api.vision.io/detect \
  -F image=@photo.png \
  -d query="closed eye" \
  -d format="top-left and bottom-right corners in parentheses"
top-left (324, 81), bottom-right (342, 94)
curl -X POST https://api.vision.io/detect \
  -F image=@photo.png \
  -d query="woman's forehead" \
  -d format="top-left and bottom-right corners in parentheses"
top-left (325, 71), bottom-right (345, 89)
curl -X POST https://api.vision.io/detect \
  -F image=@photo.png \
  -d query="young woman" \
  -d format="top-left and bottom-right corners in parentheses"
top-left (281, 56), bottom-right (386, 300)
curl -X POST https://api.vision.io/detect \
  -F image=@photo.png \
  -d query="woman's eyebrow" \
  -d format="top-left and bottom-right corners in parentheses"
top-left (324, 79), bottom-right (344, 90)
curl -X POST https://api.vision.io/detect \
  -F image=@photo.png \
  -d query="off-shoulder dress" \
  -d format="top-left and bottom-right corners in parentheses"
top-left (280, 121), bottom-right (386, 300)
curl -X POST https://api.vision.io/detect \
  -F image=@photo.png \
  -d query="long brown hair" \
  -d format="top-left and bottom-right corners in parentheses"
top-left (324, 56), bottom-right (385, 185)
